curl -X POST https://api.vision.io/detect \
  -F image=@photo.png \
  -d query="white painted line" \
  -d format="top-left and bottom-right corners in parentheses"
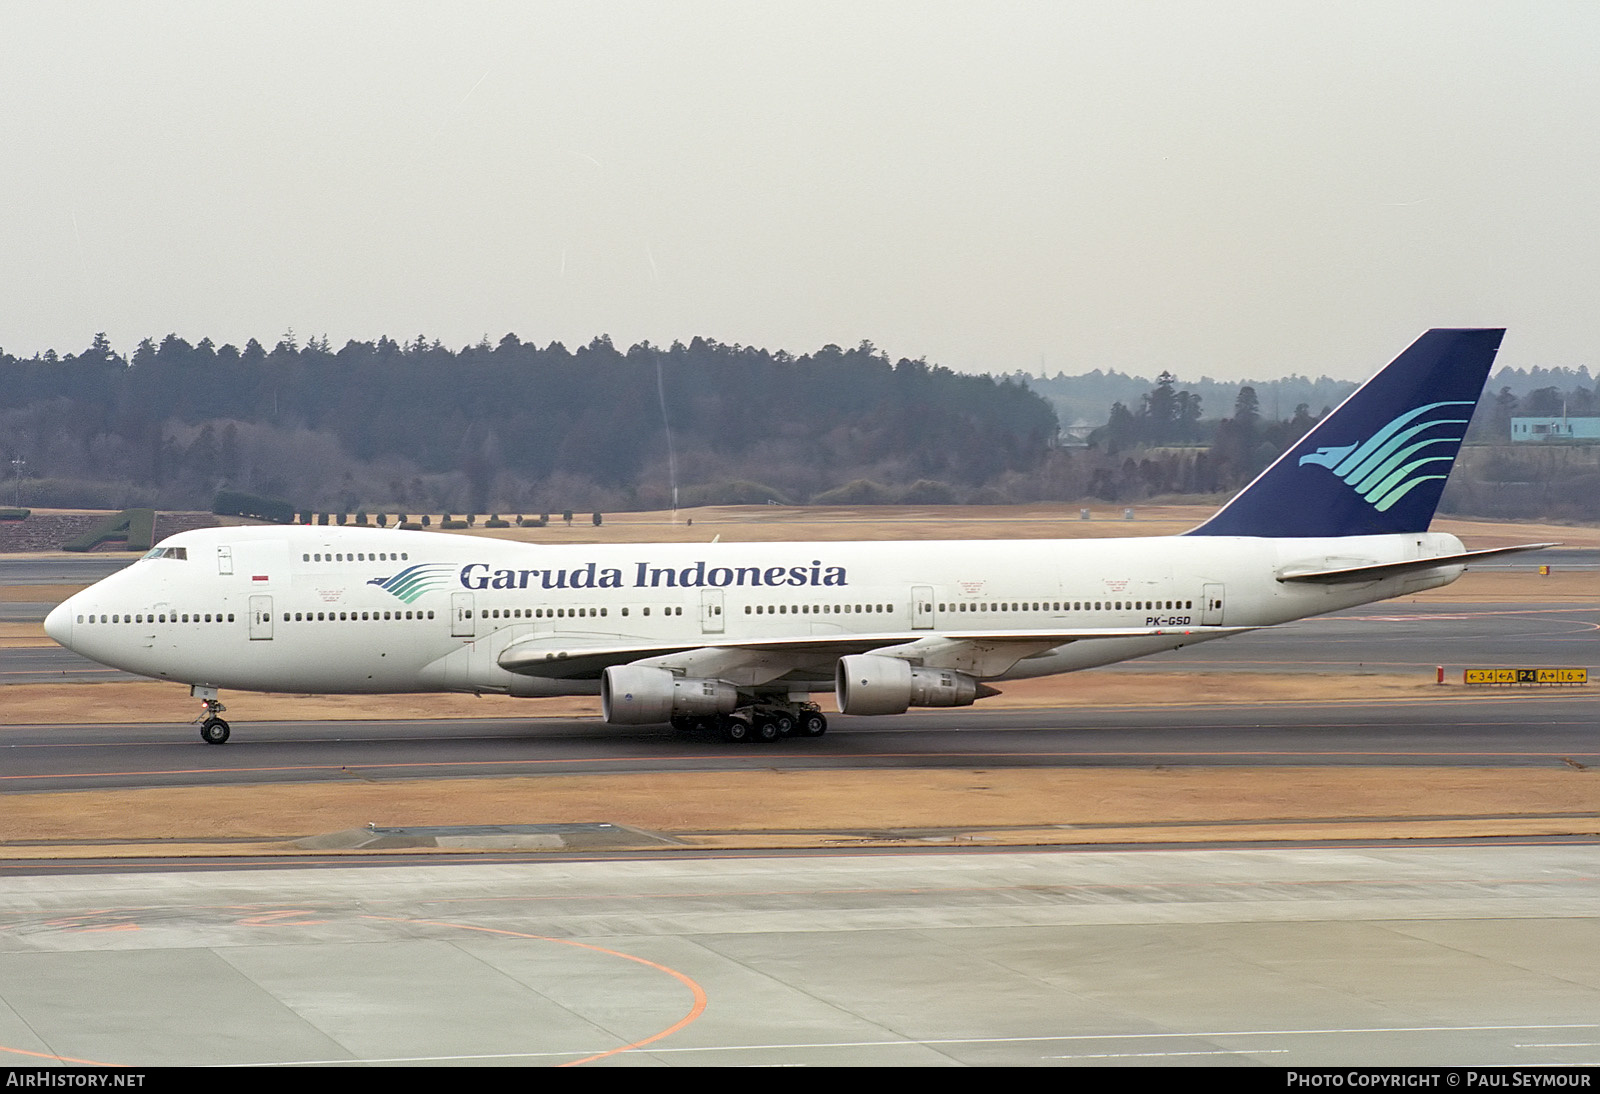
top-left (223, 1024), bottom-right (1600, 1066)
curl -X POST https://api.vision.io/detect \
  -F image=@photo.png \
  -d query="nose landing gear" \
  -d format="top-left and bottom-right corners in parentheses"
top-left (199, 714), bottom-right (231, 744)
top-left (191, 686), bottom-right (230, 744)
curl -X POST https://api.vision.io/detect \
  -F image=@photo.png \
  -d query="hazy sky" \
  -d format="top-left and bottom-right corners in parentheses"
top-left (4, 2), bottom-right (1597, 380)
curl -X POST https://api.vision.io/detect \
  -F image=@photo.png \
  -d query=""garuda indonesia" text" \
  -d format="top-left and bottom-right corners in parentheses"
top-left (459, 560), bottom-right (849, 591)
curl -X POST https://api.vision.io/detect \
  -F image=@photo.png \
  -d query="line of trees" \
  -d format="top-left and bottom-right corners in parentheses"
top-left (3, 332), bottom-right (1593, 519)
top-left (0, 332), bottom-right (1056, 512)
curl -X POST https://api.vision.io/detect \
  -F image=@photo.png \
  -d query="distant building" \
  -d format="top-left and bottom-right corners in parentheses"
top-left (1510, 416), bottom-right (1600, 443)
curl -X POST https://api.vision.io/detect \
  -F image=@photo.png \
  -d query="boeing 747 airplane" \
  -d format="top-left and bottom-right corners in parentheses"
top-left (44, 328), bottom-right (1550, 744)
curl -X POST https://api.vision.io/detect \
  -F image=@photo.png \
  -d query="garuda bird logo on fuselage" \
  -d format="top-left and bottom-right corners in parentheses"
top-left (367, 563), bottom-right (456, 603)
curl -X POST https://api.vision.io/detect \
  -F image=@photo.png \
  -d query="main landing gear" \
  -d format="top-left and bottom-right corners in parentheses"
top-left (191, 687), bottom-right (230, 744)
top-left (671, 702), bottom-right (829, 744)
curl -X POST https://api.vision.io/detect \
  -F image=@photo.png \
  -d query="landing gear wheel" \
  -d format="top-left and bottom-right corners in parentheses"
top-left (193, 694), bottom-right (231, 744)
top-left (800, 712), bottom-right (828, 737)
top-left (754, 716), bottom-right (782, 743)
top-left (721, 717), bottom-right (752, 743)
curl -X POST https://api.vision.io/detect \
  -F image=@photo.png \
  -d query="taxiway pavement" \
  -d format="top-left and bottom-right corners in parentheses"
top-left (5, 691), bottom-right (1596, 792)
top-left (0, 846), bottom-right (1595, 1067)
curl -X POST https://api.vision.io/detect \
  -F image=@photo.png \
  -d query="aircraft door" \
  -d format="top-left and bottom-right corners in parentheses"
top-left (701, 589), bottom-right (724, 634)
top-left (1201, 583), bottom-right (1225, 626)
top-left (451, 592), bottom-right (476, 637)
top-left (217, 546), bottom-right (233, 575)
top-left (912, 586), bottom-right (935, 629)
top-left (248, 595), bottom-right (273, 640)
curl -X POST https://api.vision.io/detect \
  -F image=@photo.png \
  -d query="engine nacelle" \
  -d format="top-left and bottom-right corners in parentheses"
top-left (834, 654), bottom-right (980, 716)
top-left (601, 665), bottom-right (738, 725)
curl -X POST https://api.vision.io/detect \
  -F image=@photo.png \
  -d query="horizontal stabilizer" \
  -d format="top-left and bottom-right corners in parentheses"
top-left (1276, 542), bottom-right (1559, 584)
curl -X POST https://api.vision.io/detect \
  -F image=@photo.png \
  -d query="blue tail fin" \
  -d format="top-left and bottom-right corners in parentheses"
top-left (1186, 328), bottom-right (1504, 538)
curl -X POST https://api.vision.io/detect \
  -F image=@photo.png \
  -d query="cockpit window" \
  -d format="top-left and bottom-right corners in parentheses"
top-left (143, 547), bottom-right (189, 560)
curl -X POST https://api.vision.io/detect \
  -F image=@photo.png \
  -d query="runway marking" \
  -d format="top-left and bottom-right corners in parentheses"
top-left (605, 1022), bottom-right (1600, 1055)
top-left (43, 910), bottom-right (143, 931)
top-left (365, 916), bottom-right (708, 1067)
top-left (0, 909), bottom-right (707, 1068)
top-left (229, 907), bottom-right (327, 927)
top-left (0, 1044), bottom-right (119, 1066)
top-left (203, 1024), bottom-right (1600, 1066)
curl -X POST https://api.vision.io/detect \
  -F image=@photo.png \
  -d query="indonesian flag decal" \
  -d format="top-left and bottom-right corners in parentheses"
top-left (252, 575), bottom-right (269, 582)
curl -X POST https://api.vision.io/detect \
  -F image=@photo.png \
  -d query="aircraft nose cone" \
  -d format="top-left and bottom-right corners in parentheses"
top-left (44, 599), bottom-right (73, 648)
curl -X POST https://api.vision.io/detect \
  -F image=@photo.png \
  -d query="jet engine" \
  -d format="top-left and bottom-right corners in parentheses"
top-left (601, 665), bottom-right (738, 725)
top-left (834, 654), bottom-right (980, 716)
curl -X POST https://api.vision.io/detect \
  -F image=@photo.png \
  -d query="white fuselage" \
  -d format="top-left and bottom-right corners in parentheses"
top-left (45, 524), bottom-right (1466, 700)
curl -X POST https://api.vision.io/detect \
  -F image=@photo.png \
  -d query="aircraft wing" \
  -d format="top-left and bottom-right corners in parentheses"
top-left (1276, 542), bottom-right (1560, 584)
top-left (497, 625), bottom-right (1255, 681)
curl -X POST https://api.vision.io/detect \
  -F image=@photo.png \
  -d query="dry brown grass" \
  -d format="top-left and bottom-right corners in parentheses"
top-left (0, 768), bottom-right (1594, 857)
